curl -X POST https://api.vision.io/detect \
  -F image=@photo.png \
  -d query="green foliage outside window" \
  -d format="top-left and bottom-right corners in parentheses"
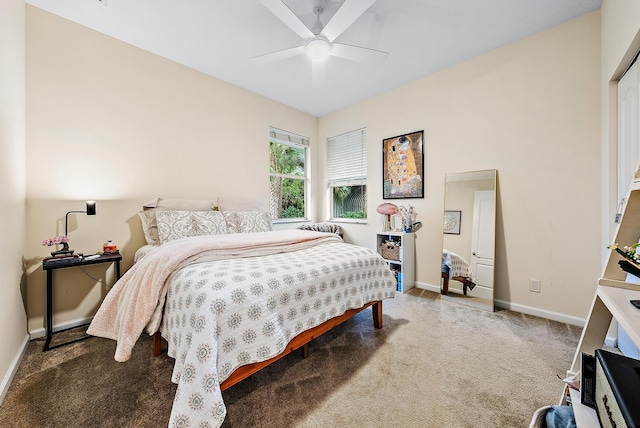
top-left (332, 185), bottom-right (366, 219)
top-left (270, 141), bottom-right (306, 219)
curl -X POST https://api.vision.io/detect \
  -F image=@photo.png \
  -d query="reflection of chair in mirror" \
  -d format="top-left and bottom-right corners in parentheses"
top-left (441, 250), bottom-right (476, 295)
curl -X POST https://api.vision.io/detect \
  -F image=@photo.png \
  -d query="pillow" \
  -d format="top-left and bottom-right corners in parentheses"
top-left (223, 211), bottom-right (272, 234)
top-left (138, 198), bottom-right (215, 245)
top-left (299, 222), bottom-right (343, 238)
top-left (156, 210), bottom-right (228, 244)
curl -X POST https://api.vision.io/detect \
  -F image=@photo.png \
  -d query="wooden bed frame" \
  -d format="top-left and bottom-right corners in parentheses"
top-left (440, 271), bottom-right (476, 296)
top-left (152, 300), bottom-right (383, 391)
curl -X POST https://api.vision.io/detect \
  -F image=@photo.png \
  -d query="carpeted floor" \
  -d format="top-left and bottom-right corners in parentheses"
top-left (0, 288), bottom-right (581, 427)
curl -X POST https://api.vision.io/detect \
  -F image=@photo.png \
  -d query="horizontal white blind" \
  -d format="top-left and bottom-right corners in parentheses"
top-left (270, 127), bottom-right (309, 147)
top-left (327, 128), bottom-right (366, 186)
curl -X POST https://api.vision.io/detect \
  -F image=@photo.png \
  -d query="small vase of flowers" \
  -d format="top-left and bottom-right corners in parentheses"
top-left (398, 205), bottom-right (421, 233)
top-left (608, 243), bottom-right (640, 279)
top-left (43, 235), bottom-right (74, 257)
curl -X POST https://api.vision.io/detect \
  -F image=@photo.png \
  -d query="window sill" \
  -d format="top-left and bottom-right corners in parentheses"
top-left (328, 218), bottom-right (368, 225)
top-left (272, 218), bottom-right (309, 225)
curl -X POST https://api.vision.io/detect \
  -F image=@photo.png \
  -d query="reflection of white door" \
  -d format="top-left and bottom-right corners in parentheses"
top-left (471, 190), bottom-right (495, 289)
top-left (617, 60), bottom-right (640, 208)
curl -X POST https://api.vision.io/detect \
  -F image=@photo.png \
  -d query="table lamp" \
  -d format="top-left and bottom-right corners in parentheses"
top-left (61, 201), bottom-right (96, 255)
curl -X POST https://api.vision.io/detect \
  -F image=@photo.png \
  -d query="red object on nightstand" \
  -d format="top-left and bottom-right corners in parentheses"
top-left (103, 240), bottom-right (117, 254)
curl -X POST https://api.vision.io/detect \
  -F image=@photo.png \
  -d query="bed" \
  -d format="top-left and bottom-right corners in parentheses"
top-left (87, 199), bottom-right (397, 427)
top-left (441, 249), bottom-right (476, 295)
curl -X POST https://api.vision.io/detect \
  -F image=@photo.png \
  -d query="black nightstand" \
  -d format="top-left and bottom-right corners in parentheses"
top-left (41, 252), bottom-right (122, 351)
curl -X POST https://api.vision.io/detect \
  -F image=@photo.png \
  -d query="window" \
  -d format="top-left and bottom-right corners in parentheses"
top-left (327, 128), bottom-right (367, 220)
top-left (269, 127), bottom-right (308, 221)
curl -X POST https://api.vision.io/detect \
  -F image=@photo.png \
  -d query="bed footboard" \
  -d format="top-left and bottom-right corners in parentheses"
top-left (152, 300), bottom-right (384, 384)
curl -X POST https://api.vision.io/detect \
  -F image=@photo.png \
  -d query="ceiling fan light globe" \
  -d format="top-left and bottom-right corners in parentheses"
top-left (305, 39), bottom-right (331, 62)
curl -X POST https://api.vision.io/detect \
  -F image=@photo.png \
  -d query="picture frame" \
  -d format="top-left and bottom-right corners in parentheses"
top-left (382, 130), bottom-right (424, 199)
top-left (443, 210), bottom-right (461, 235)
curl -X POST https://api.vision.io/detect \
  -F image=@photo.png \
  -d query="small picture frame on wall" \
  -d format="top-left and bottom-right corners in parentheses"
top-left (382, 130), bottom-right (424, 199)
top-left (443, 210), bottom-right (461, 235)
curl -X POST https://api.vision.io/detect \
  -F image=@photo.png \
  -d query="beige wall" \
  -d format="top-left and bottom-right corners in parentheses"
top-left (25, 6), bottom-right (317, 334)
top-left (318, 12), bottom-right (602, 321)
top-left (0, 0), bottom-right (28, 401)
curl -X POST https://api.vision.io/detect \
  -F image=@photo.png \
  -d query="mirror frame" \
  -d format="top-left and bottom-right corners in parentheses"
top-left (440, 169), bottom-right (497, 312)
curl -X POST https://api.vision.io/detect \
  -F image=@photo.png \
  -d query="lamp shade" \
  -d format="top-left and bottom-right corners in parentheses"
top-left (376, 203), bottom-right (398, 215)
top-left (86, 201), bottom-right (96, 216)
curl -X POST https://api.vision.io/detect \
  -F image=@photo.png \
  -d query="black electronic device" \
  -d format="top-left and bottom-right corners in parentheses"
top-left (595, 349), bottom-right (640, 428)
top-left (581, 352), bottom-right (596, 408)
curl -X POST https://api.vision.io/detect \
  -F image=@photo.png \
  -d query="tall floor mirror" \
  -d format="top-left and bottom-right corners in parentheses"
top-left (440, 169), bottom-right (497, 312)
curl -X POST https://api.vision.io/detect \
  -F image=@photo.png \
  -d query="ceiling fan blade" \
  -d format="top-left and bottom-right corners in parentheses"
top-left (330, 43), bottom-right (388, 66)
top-left (320, 0), bottom-right (376, 42)
top-left (259, 0), bottom-right (315, 39)
top-left (312, 60), bottom-right (326, 88)
top-left (252, 46), bottom-right (305, 64)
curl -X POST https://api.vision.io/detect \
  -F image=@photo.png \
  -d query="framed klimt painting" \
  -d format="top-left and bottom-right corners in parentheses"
top-left (382, 130), bottom-right (424, 199)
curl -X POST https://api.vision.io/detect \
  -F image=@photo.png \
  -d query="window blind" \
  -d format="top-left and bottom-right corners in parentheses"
top-left (327, 128), bottom-right (366, 187)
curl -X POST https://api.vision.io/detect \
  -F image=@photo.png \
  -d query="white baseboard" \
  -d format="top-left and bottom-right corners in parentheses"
top-left (493, 299), bottom-right (586, 327)
top-left (29, 316), bottom-right (94, 340)
top-left (416, 281), bottom-right (586, 327)
top-left (418, 282), bottom-right (440, 293)
top-left (0, 334), bottom-right (29, 405)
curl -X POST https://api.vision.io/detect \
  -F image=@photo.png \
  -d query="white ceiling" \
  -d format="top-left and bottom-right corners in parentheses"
top-left (26, 0), bottom-right (602, 117)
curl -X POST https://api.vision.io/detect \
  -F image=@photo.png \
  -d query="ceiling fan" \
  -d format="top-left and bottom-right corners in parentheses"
top-left (256, 0), bottom-right (388, 87)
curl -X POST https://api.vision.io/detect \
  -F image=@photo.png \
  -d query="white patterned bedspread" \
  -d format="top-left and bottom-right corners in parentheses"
top-left (161, 238), bottom-right (396, 427)
top-left (442, 249), bottom-right (474, 280)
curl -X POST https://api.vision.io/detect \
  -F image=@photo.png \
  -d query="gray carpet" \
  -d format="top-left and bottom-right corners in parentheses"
top-left (0, 289), bottom-right (581, 427)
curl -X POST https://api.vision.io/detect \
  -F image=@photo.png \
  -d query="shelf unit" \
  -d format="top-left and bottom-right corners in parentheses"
top-left (376, 232), bottom-right (415, 293)
top-left (564, 180), bottom-right (640, 426)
